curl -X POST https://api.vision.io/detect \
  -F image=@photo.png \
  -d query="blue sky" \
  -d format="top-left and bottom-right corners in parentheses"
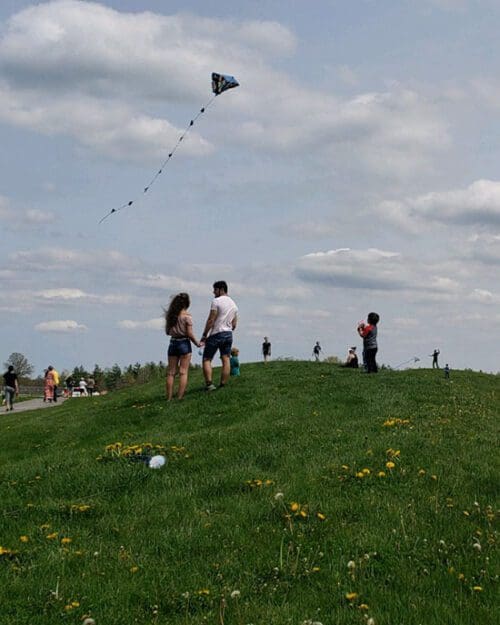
top-left (0, 0), bottom-right (499, 375)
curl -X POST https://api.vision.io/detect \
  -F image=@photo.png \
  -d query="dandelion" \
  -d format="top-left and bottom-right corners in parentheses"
top-left (341, 465), bottom-right (349, 470)
top-left (274, 492), bottom-right (284, 501)
top-left (290, 502), bottom-right (300, 512)
top-left (299, 509), bottom-right (308, 518)
top-left (61, 537), bottom-right (72, 544)
top-left (367, 618), bottom-right (375, 625)
top-left (385, 461), bottom-right (395, 470)
top-left (19, 536), bottom-right (29, 543)
top-left (316, 512), bottom-right (326, 521)
top-left (473, 586), bottom-right (483, 592)
top-left (356, 471), bottom-right (365, 478)
top-left (197, 589), bottom-right (210, 595)
top-left (230, 590), bottom-right (241, 599)
top-left (130, 566), bottom-right (139, 573)
top-left (358, 603), bottom-right (369, 610)
top-left (345, 592), bottom-right (358, 601)
top-left (347, 561), bottom-right (356, 570)
top-left (377, 471), bottom-right (386, 478)
top-left (46, 532), bottom-right (58, 540)
top-left (362, 468), bottom-right (371, 476)
top-left (431, 475), bottom-right (438, 481)
top-left (418, 469), bottom-right (426, 476)
top-left (472, 542), bottom-right (482, 551)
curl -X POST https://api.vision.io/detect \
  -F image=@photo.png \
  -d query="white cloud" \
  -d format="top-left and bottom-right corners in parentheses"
top-left (295, 247), bottom-right (461, 295)
top-left (0, 2), bottom-right (447, 176)
top-left (468, 233), bottom-right (500, 264)
top-left (118, 318), bottom-right (163, 330)
top-left (10, 247), bottom-right (136, 271)
top-left (36, 288), bottom-right (87, 300)
top-left (35, 319), bottom-right (87, 332)
top-left (377, 180), bottom-right (500, 229)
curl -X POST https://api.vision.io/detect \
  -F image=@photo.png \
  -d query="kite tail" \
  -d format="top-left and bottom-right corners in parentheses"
top-left (99, 94), bottom-right (218, 224)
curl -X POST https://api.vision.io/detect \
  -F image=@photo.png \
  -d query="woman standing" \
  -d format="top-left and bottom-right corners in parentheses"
top-left (165, 293), bottom-right (201, 401)
top-left (44, 366), bottom-right (55, 402)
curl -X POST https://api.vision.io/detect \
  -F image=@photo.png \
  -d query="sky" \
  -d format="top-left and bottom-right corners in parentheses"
top-left (0, 0), bottom-right (499, 376)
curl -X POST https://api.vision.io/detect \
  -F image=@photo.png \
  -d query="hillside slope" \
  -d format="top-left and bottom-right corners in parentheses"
top-left (1, 362), bottom-right (498, 625)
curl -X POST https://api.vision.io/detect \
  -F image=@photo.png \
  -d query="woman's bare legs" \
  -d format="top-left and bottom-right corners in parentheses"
top-left (166, 356), bottom-right (179, 400)
top-left (177, 353), bottom-right (192, 399)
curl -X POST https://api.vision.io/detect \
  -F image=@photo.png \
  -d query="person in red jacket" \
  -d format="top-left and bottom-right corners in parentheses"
top-left (357, 312), bottom-right (380, 373)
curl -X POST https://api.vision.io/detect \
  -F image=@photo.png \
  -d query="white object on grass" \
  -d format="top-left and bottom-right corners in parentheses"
top-left (149, 455), bottom-right (166, 469)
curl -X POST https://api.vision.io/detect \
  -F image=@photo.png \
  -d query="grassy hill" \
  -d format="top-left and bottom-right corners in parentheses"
top-left (1, 362), bottom-right (498, 625)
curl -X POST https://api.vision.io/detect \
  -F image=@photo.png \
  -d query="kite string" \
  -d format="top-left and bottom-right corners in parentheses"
top-left (99, 94), bottom-right (218, 224)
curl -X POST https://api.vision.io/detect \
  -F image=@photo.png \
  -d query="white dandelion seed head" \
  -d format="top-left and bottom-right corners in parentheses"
top-left (439, 540), bottom-right (446, 546)
top-left (367, 619), bottom-right (375, 625)
top-left (274, 492), bottom-right (284, 500)
top-left (473, 542), bottom-right (482, 551)
top-left (347, 560), bottom-right (356, 569)
top-left (83, 619), bottom-right (96, 625)
top-left (230, 590), bottom-right (241, 599)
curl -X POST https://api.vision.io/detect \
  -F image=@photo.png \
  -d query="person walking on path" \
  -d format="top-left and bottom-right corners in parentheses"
top-left (52, 366), bottom-right (60, 402)
top-left (3, 365), bottom-right (19, 412)
top-left (357, 313), bottom-right (380, 373)
top-left (200, 281), bottom-right (238, 391)
top-left (430, 349), bottom-right (440, 369)
top-left (43, 366), bottom-right (55, 402)
top-left (262, 337), bottom-right (271, 363)
top-left (164, 292), bottom-right (201, 401)
top-left (312, 341), bottom-right (322, 362)
top-left (87, 376), bottom-right (96, 397)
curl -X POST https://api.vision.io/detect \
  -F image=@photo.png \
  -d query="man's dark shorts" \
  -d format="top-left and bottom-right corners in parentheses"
top-left (168, 338), bottom-right (192, 357)
top-left (203, 331), bottom-right (233, 360)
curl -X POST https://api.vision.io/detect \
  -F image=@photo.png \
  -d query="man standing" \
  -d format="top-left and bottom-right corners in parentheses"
top-left (312, 341), bottom-right (322, 362)
top-left (262, 337), bottom-right (271, 363)
top-left (200, 281), bottom-right (238, 391)
top-left (52, 366), bottom-right (60, 402)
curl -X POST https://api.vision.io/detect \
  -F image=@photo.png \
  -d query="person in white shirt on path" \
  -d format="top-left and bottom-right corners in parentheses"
top-left (200, 281), bottom-right (238, 391)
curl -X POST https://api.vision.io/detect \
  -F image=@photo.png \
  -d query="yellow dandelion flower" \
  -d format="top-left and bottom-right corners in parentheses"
top-left (71, 601), bottom-right (80, 607)
top-left (341, 464), bottom-right (349, 470)
top-left (46, 532), bottom-right (58, 540)
top-left (19, 536), bottom-right (29, 543)
top-left (362, 468), bottom-right (371, 475)
top-left (61, 537), bottom-right (72, 544)
top-left (290, 502), bottom-right (299, 512)
top-left (377, 471), bottom-right (386, 478)
top-left (386, 461), bottom-right (395, 470)
top-left (40, 523), bottom-right (50, 530)
top-left (26, 503), bottom-right (35, 508)
top-left (197, 589), bottom-right (210, 595)
top-left (312, 566), bottom-right (320, 572)
top-left (431, 474), bottom-right (438, 481)
top-left (316, 512), bottom-right (326, 521)
top-left (356, 471), bottom-right (365, 478)
top-left (458, 573), bottom-right (465, 580)
top-left (130, 566), bottom-right (139, 573)
top-left (345, 592), bottom-right (358, 601)
top-left (463, 510), bottom-right (470, 516)
top-left (359, 603), bottom-right (369, 610)
top-left (299, 509), bottom-right (308, 518)
top-left (473, 586), bottom-right (483, 592)
top-left (64, 605), bottom-right (73, 612)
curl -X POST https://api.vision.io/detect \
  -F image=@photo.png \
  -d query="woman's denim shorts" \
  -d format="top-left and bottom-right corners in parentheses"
top-left (168, 338), bottom-right (192, 357)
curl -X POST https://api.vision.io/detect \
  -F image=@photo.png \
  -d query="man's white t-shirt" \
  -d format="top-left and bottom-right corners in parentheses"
top-left (210, 295), bottom-right (238, 335)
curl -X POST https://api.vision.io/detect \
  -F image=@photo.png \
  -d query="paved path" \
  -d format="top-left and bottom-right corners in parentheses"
top-left (5, 397), bottom-right (68, 413)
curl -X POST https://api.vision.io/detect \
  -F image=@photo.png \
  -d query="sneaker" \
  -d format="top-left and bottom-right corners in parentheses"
top-left (205, 383), bottom-right (217, 392)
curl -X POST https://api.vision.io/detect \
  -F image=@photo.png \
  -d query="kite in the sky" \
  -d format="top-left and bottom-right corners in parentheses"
top-left (99, 72), bottom-right (239, 223)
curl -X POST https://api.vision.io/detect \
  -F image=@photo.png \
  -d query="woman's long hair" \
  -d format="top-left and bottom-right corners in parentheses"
top-left (165, 293), bottom-right (190, 334)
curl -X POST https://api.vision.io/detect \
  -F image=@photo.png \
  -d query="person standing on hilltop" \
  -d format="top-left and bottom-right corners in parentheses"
top-left (164, 292), bottom-right (201, 401)
top-left (3, 365), bottom-right (19, 412)
top-left (357, 312), bottom-right (380, 373)
top-left (262, 337), bottom-right (271, 363)
top-left (312, 341), bottom-right (322, 361)
top-left (200, 281), bottom-right (238, 391)
top-left (430, 349), bottom-right (440, 369)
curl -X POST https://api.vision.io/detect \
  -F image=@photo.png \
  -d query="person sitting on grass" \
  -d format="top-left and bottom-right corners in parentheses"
top-left (165, 292), bottom-right (201, 401)
top-left (343, 347), bottom-right (359, 368)
top-left (230, 347), bottom-right (240, 376)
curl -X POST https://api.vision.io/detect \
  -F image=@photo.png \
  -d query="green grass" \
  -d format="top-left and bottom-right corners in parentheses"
top-left (0, 362), bottom-right (498, 625)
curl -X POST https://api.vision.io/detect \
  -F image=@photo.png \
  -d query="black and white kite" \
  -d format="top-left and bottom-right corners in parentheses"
top-left (99, 72), bottom-right (239, 223)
